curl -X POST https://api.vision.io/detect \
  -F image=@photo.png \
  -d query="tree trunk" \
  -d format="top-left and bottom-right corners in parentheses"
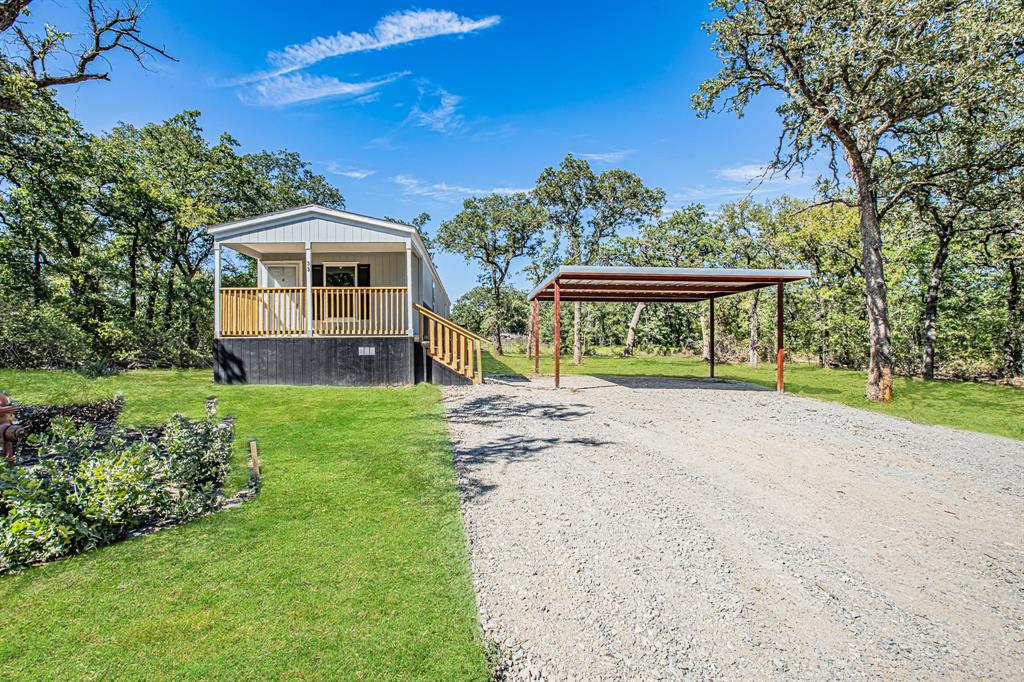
top-left (32, 239), bottom-right (43, 303)
top-left (128, 227), bottom-right (140, 319)
top-left (816, 291), bottom-right (830, 367)
top-left (748, 289), bottom-right (761, 367)
top-left (1003, 261), bottom-right (1023, 378)
top-left (699, 310), bottom-right (710, 361)
top-left (623, 302), bottom-right (646, 357)
top-left (572, 301), bottom-right (583, 365)
top-left (144, 264), bottom-right (160, 326)
top-left (853, 173), bottom-right (894, 401)
top-left (491, 283), bottom-right (504, 356)
top-left (921, 227), bottom-right (952, 380)
top-left (162, 268), bottom-right (176, 327)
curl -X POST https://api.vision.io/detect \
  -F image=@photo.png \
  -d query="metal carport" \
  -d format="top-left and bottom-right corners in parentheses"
top-left (525, 266), bottom-right (812, 389)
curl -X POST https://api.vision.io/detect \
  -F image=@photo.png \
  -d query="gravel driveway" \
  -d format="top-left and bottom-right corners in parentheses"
top-left (443, 375), bottom-right (1024, 681)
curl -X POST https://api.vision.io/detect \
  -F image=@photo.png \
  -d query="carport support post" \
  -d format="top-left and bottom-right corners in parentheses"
top-left (553, 281), bottom-right (561, 388)
top-left (776, 282), bottom-right (785, 392)
top-left (708, 296), bottom-right (715, 378)
top-left (532, 299), bottom-right (540, 375)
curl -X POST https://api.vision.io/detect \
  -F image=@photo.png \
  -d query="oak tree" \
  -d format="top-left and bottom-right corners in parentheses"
top-left (693, 0), bottom-right (1024, 400)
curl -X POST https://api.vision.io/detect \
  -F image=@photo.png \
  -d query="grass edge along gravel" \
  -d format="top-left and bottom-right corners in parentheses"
top-left (483, 350), bottom-right (1024, 442)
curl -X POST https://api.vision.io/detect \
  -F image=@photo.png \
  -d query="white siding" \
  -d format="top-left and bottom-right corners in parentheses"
top-left (220, 216), bottom-right (406, 245)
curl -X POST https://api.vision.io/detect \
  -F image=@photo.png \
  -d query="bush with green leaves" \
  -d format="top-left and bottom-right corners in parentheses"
top-left (0, 293), bottom-right (89, 369)
top-left (0, 400), bottom-right (234, 573)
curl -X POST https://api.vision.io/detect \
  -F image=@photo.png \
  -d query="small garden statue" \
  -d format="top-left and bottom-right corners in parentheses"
top-left (0, 392), bottom-right (27, 465)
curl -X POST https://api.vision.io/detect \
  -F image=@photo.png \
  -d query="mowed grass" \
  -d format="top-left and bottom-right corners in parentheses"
top-left (485, 351), bottom-right (1024, 441)
top-left (0, 370), bottom-right (488, 680)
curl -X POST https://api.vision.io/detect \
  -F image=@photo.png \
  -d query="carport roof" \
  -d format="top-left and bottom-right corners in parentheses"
top-left (526, 266), bottom-right (812, 303)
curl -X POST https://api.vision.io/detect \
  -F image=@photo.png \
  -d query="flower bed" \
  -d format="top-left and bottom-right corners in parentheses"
top-left (0, 399), bottom-right (234, 574)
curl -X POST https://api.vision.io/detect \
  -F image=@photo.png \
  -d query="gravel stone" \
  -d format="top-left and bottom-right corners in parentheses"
top-left (444, 375), bottom-right (1024, 681)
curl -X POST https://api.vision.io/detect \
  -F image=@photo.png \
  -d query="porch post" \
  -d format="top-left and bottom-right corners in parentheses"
top-left (405, 240), bottom-right (414, 336)
top-left (776, 282), bottom-right (785, 392)
top-left (213, 242), bottom-right (222, 339)
top-left (304, 241), bottom-right (313, 336)
top-left (553, 281), bottom-right (561, 388)
top-left (709, 296), bottom-right (715, 378)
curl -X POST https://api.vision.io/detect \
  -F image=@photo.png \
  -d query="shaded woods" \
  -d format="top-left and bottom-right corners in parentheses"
top-left (450, 162), bottom-right (1023, 384)
top-left (0, 96), bottom-right (341, 368)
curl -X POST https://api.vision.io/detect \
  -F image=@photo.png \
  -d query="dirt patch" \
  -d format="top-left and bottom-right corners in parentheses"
top-left (444, 375), bottom-right (1024, 681)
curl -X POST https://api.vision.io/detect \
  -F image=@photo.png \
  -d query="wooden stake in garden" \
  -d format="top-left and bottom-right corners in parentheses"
top-left (248, 439), bottom-right (261, 484)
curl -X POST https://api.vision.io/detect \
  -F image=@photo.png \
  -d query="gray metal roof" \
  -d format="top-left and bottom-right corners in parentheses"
top-left (526, 265), bottom-right (812, 302)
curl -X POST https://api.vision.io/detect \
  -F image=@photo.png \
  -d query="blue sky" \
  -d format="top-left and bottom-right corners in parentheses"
top-left (40, 1), bottom-right (816, 299)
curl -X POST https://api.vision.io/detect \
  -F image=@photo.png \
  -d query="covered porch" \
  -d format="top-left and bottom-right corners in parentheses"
top-left (213, 240), bottom-right (414, 338)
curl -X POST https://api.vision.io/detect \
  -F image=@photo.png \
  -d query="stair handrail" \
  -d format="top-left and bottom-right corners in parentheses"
top-left (413, 304), bottom-right (491, 344)
top-left (413, 304), bottom-right (489, 384)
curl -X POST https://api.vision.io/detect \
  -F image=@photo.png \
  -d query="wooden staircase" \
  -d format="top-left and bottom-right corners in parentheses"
top-left (414, 304), bottom-right (489, 384)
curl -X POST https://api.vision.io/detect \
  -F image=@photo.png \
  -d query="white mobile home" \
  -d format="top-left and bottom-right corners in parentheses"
top-left (208, 205), bottom-right (485, 386)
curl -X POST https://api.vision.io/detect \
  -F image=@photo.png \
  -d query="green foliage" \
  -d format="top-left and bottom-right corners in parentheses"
top-left (158, 400), bottom-right (233, 515)
top-left (0, 402), bottom-right (233, 574)
top-left (438, 193), bottom-right (546, 352)
top-left (593, 194), bottom-right (1018, 380)
top-left (0, 95), bottom-right (343, 370)
top-left (451, 285), bottom-right (529, 336)
top-left (0, 292), bottom-right (89, 368)
top-left (692, 0), bottom-right (1024, 398)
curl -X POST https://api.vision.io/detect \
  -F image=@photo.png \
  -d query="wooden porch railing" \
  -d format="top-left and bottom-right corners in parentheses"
top-left (415, 304), bottom-right (489, 384)
top-left (219, 287), bottom-right (408, 336)
top-left (220, 287), bottom-right (306, 336)
top-left (312, 287), bottom-right (407, 335)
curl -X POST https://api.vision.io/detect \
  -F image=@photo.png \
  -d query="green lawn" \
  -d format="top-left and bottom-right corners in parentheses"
top-left (485, 350), bottom-right (1024, 441)
top-left (0, 370), bottom-right (489, 680)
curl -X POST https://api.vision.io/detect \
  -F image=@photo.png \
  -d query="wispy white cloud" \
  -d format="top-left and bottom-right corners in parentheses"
top-left (232, 9), bottom-right (499, 107)
top-left (353, 92), bottom-right (381, 105)
top-left (714, 163), bottom-right (770, 183)
top-left (241, 71), bottom-right (408, 106)
top-left (365, 136), bottom-right (397, 151)
top-left (326, 163), bottom-right (376, 179)
top-left (391, 174), bottom-right (529, 202)
top-left (671, 164), bottom-right (809, 205)
top-left (262, 10), bottom-right (500, 78)
top-left (408, 86), bottom-right (463, 133)
top-left (671, 185), bottom-right (760, 202)
top-left (577, 150), bottom-right (635, 163)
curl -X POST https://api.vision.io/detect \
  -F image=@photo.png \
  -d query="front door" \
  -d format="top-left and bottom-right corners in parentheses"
top-left (263, 264), bottom-right (301, 332)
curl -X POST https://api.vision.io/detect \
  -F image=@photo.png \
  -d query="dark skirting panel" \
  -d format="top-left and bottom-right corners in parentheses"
top-left (214, 337), bottom-right (415, 386)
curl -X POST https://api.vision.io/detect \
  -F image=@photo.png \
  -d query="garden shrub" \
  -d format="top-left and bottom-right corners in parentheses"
top-left (0, 400), bottom-right (234, 574)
